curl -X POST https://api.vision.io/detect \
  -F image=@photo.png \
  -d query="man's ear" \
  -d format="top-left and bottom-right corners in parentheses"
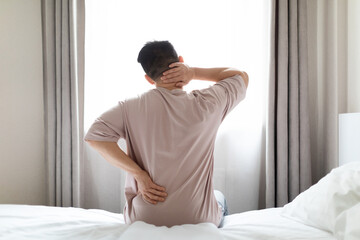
top-left (179, 56), bottom-right (184, 63)
top-left (145, 74), bottom-right (155, 85)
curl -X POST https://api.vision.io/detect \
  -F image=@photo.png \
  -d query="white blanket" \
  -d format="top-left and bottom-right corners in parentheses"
top-left (221, 208), bottom-right (335, 240)
top-left (0, 204), bottom-right (335, 240)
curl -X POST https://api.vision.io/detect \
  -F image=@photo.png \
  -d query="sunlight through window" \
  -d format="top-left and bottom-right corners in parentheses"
top-left (85, 0), bottom-right (269, 213)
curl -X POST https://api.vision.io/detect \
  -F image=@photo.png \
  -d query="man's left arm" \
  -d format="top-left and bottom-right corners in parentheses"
top-left (85, 103), bottom-right (167, 204)
top-left (86, 140), bottom-right (167, 204)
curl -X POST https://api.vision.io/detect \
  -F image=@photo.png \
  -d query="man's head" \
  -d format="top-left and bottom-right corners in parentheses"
top-left (137, 41), bottom-right (179, 82)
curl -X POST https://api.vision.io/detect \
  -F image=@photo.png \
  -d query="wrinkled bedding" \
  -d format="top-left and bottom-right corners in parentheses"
top-left (0, 204), bottom-right (335, 240)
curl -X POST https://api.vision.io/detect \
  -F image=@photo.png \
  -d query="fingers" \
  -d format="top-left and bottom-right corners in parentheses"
top-left (140, 183), bottom-right (168, 205)
top-left (142, 194), bottom-right (157, 204)
top-left (162, 76), bottom-right (184, 83)
top-left (142, 191), bottom-right (166, 205)
top-left (161, 62), bottom-right (192, 87)
top-left (168, 62), bottom-right (183, 68)
top-left (146, 192), bottom-right (166, 202)
top-left (163, 66), bottom-right (181, 76)
top-left (162, 62), bottom-right (184, 79)
top-left (135, 170), bottom-right (168, 204)
top-left (148, 188), bottom-right (167, 197)
top-left (162, 70), bottom-right (187, 83)
top-left (161, 72), bottom-right (181, 81)
top-left (151, 183), bottom-right (166, 192)
top-left (161, 70), bottom-right (182, 82)
top-left (147, 184), bottom-right (167, 202)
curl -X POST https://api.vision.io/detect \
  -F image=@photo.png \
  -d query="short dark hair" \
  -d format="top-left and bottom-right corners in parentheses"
top-left (137, 41), bottom-right (179, 81)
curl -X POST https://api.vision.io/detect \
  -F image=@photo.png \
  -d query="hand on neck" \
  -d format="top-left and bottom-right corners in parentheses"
top-left (145, 73), bottom-right (183, 91)
top-left (144, 56), bottom-right (185, 91)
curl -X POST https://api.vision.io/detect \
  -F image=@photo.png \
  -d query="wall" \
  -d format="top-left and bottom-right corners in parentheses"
top-left (0, 0), bottom-right (46, 205)
top-left (348, 0), bottom-right (360, 112)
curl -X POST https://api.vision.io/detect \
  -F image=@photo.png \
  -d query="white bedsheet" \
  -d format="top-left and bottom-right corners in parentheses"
top-left (0, 204), bottom-right (336, 240)
top-left (221, 208), bottom-right (335, 240)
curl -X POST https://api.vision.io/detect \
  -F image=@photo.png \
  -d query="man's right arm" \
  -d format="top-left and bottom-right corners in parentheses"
top-left (161, 62), bottom-right (249, 88)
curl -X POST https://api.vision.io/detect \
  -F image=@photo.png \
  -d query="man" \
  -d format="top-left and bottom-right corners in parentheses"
top-left (85, 41), bottom-right (248, 227)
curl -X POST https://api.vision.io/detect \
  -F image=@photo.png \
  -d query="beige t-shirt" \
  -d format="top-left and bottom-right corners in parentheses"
top-left (85, 75), bottom-right (247, 227)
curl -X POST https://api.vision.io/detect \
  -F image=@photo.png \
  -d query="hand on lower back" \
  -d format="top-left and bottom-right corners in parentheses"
top-left (134, 170), bottom-right (167, 204)
top-left (161, 62), bottom-right (194, 87)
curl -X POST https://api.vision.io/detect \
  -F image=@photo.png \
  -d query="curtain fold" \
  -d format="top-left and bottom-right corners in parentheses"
top-left (307, 0), bottom-right (348, 184)
top-left (266, 0), bottom-right (312, 208)
top-left (42, 0), bottom-right (85, 207)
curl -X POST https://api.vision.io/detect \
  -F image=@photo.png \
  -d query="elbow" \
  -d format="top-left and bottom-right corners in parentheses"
top-left (85, 139), bottom-right (97, 147)
top-left (85, 140), bottom-right (106, 152)
top-left (240, 71), bottom-right (249, 88)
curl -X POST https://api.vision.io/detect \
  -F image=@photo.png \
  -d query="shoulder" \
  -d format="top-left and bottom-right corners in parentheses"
top-left (214, 74), bottom-right (248, 91)
top-left (195, 75), bottom-right (247, 99)
top-left (123, 89), bottom-right (156, 105)
top-left (120, 89), bottom-right (160, 114)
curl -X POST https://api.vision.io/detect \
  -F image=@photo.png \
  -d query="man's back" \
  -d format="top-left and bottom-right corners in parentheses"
top-left (85, 75), bottom-right (246, 227)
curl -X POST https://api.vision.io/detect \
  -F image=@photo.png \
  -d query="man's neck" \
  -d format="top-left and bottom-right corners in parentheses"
top-left (155, 82), bottom-right (183, 91)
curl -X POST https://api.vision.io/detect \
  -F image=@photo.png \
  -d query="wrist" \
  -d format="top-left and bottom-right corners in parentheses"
top-left (190, 67), bottom-right (196, 80)
top-left (133, 168), bottom-right (146, 180)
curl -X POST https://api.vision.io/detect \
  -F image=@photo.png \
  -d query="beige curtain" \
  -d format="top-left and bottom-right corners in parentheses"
top-left (307, 0), bottom-right (349, 183)
top-left (41, 0), bottom-right (85, 207)
top-left (267, 0), bottom-right (312, 208)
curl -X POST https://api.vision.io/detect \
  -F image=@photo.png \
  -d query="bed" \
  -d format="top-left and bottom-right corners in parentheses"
top-left (1, 162), bottom-right (359, 240)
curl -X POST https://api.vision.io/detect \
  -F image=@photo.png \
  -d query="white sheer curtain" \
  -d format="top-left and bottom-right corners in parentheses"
top-left (84, 0), bottom-right (270, 214)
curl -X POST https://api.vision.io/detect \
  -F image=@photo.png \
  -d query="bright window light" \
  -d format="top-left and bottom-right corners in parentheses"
top-left (85, 0), bottom-right (269, 213)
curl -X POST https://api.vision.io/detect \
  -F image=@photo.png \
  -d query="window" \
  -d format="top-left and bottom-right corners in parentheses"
top-left (85, 0), bottom-right (269, 213)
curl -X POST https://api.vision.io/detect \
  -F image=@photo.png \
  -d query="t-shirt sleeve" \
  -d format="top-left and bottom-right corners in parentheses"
top-left (201, 74), bottom-right (247, 119)
top-left (84, 102), bottom-right (126, 142)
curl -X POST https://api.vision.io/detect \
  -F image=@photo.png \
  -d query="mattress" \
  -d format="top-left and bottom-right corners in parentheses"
top-left (0, 204), bottom-right (335, 240)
